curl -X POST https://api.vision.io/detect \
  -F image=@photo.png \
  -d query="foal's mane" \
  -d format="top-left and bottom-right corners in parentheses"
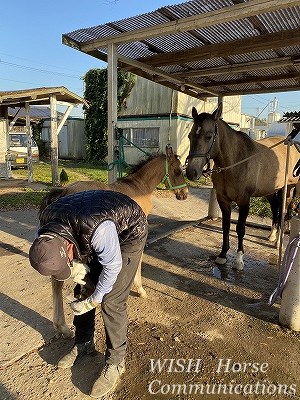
top-left (126, 153), bottom-right (162, 175)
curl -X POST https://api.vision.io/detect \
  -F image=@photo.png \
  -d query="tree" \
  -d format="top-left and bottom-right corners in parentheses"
top-left (83, 68), bottom-right (136, 162)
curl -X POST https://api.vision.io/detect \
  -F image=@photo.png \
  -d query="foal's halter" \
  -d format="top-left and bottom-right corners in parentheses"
top-left (185, 122), bottom-right (218, 174)
top-left (160, 157), bottom-right (187, 190)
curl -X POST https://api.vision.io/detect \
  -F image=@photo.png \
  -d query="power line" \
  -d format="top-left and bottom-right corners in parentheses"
top-left (0, 60), bottom-right (82, 79)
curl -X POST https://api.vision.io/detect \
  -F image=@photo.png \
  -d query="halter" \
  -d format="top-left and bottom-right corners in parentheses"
top-left (185, 122), bottom-right (218, 171)
top-left (160, 157), bottom-right (187, 190)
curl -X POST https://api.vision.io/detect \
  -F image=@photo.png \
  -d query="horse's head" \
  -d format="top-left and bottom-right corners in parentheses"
top-left (185, 103), bottom-right (222, 181)
top-left (163, 145), bottom-right (188, 200)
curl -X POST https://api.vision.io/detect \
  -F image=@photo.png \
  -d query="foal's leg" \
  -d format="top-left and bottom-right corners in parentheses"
top-left (233, 202), bottom-right (250, 270)
top-left (266, 192), bottom-right (280, 242)
top-left (52, 277), bottom-right (74, 338)
top-left (131, 253), bottom-right (147, 298)
top-left (215, 198), bottom-right (231, 265)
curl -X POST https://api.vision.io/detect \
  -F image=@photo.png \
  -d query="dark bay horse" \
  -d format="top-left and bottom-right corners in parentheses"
top-left (40, 146), bottom-right (188, 338)
top-left (185, 103), bottom-right (299, 271)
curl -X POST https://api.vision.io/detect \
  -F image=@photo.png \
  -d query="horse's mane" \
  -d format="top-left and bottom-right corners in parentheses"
top-left (219, 119), bottom-right (256, 149)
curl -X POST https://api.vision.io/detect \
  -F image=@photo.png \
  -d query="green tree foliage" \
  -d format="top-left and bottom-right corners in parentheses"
top-left (83, 68), bottom-right (136, 162)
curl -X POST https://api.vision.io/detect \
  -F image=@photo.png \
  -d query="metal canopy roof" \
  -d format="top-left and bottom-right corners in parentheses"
top-left (62, 0), bottom-right (300, 99)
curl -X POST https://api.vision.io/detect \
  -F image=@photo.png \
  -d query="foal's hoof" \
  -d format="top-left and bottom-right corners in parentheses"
top-left (137, 287), bottom-right (148, 298)
top-left (54, 325), bottom-right (74, 339)
top-left (131, 286), bottom-right (148, 298)
top-left (215, 256), bottom-right (227, 265)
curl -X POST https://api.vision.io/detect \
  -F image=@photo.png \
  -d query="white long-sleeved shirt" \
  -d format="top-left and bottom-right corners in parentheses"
top-left (88, 220), bottom-right (122, 304)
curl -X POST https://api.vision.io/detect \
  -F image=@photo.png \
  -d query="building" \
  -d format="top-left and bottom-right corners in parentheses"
top-left (117, 76), bottom-right (241, 164)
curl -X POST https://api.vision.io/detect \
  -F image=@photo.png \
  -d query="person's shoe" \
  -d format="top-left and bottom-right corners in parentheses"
top-left (90, 361), bottom-right (125, 398)
top-left (57, 340), bottom-right (96, 369)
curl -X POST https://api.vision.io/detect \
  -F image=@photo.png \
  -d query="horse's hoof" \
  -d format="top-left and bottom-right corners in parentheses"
top-left (232, 262), bottom-right (244, 271)
top-left (233, 251), bottom-right (244, 270)
top-left (215, 256), bottom-right (227, 265)
top-left (137, 287), bottom-right (148, 298)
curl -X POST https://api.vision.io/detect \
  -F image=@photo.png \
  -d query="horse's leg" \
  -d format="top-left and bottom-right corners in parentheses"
top-left (215, 198), bottom-right (231, 265)
top-left (52, 277), bottom-right (74, 339)
top-left (266, 192), bottom-right (280, 242)
top-left (131, 253), bottom-right (147, 298)
top-left (283, 185), bottom-right (295, 234)
top-left (233, 202), bottom-right (250, 270)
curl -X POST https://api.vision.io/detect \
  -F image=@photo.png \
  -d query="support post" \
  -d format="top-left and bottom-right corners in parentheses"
top-left (50, 94), bottom-right (59, 187)
top-left (107, 43), bottom-right (118, 184)
top-left (208, 188), bottom-right (220, 219)
top-left (279, 216), bottom-right (300, 331)
top-left (207, 96), bottom-right (223, 219)
top-left (25, 102), bottom-right (33, 183)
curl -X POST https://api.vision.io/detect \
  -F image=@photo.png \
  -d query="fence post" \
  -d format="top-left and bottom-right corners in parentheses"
top-left (279, 216), bottom-right (300, 331)
top-left (207, 187), bottom-right (220, 219)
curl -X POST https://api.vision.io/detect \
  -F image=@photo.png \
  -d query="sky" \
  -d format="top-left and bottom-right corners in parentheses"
top-left (1, 0), bottom-right (299, 119)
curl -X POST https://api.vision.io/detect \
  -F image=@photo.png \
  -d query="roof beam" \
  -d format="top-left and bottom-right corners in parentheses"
top-left (168, 57), bottom-right (300, 78)
top-left (201, 72), bottom-right (300, 87)
top-left (78, 0), bottom-right (300, 51)
top-left (117, 54), bottom-right (219, 96)
top-left (218, 85), bottom-right (300, 96)
top-left (141, 28), bottom-right (300, 67)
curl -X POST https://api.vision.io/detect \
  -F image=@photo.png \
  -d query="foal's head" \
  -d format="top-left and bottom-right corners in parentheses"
top-left (186, 103), bottom-right (222, 181)
top-left (164, 145), bottom-right (188, 200)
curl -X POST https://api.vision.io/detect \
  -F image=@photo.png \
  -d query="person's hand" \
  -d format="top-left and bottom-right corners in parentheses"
top-left (70, 298), bottom-right (98, 315)
top-left (70, 260), bottom-right (90, 285)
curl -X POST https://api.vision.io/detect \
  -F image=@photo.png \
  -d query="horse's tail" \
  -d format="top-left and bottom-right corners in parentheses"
top-left (39, 187), bottom-right (67, 217)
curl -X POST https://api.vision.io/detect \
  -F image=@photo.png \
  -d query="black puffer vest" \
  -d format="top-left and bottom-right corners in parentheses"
top-left (39, 190), bottom-right (147, 261)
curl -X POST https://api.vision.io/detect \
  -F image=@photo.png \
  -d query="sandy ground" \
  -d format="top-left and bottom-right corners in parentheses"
top-left (0, 180), bottom-right (300, 400)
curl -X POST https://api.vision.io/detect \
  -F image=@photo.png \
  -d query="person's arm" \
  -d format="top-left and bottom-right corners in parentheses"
top-left (89, 220), bottom-right (122, 303)
top-left (70, 220), bottom-right (122, 315)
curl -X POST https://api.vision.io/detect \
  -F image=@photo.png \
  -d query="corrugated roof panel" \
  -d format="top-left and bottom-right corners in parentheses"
top-left (193, 19), bottom-right (259, 44)
top-left (262, 78), bottom-right (299, 88)
top-left (227, 50), bottom-right (279, 64)
top-left (110, 11), bottom-right (169, 32)
top-left (257, 6), bottom-right (300, 32)
top-left (279, 45), bottom-right (300, 56)
top-left (249, 66), bottom-right (291, 77)
top-left (184, 58), bottom-right (228, 69)
top-left (117, 42), bottom-right (155, 59)
top-left (157, 65), bottom-right (189, 73)
top-left (145, 31), bottom-right (203, 53)
top-left (62, 0), bottom-right (300, 98)
top-left (164, 0), bottom-right (232, 17)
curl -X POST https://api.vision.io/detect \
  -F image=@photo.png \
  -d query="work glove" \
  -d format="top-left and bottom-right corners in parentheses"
top-left (70, 260), bottom-right (90, 285)
top-left (70, 297), bottom-right (98, 316)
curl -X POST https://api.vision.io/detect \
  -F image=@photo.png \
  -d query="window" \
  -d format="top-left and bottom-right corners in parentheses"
top-left (122, 127), bottom-right (159, 147)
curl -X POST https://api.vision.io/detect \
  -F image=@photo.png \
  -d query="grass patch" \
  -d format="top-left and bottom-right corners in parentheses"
top-left (0, 159), bottom-right (109, 211)
top-left (14, 158), bottom-right (108, 185)
top-left (0, 190), bottom-right (47, 211)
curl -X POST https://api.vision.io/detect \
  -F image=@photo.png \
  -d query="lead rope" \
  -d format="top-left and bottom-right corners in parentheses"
top-left (268, 233), bottom-right (300, 305)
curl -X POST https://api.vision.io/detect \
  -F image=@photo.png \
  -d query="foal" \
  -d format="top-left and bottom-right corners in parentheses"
top-left (40, 146), bottom-right (188, 338)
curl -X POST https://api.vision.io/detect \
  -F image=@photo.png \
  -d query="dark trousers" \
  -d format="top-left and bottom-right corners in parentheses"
top-left (73, 232), bottom-right (147, 365)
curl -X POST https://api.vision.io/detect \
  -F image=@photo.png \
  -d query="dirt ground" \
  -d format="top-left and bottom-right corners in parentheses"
top-left (1, 179), bottom-right (300, 400)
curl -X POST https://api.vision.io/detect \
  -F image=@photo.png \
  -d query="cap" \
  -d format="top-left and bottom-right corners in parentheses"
top-left (29, 233), bottom-right (71, 281)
